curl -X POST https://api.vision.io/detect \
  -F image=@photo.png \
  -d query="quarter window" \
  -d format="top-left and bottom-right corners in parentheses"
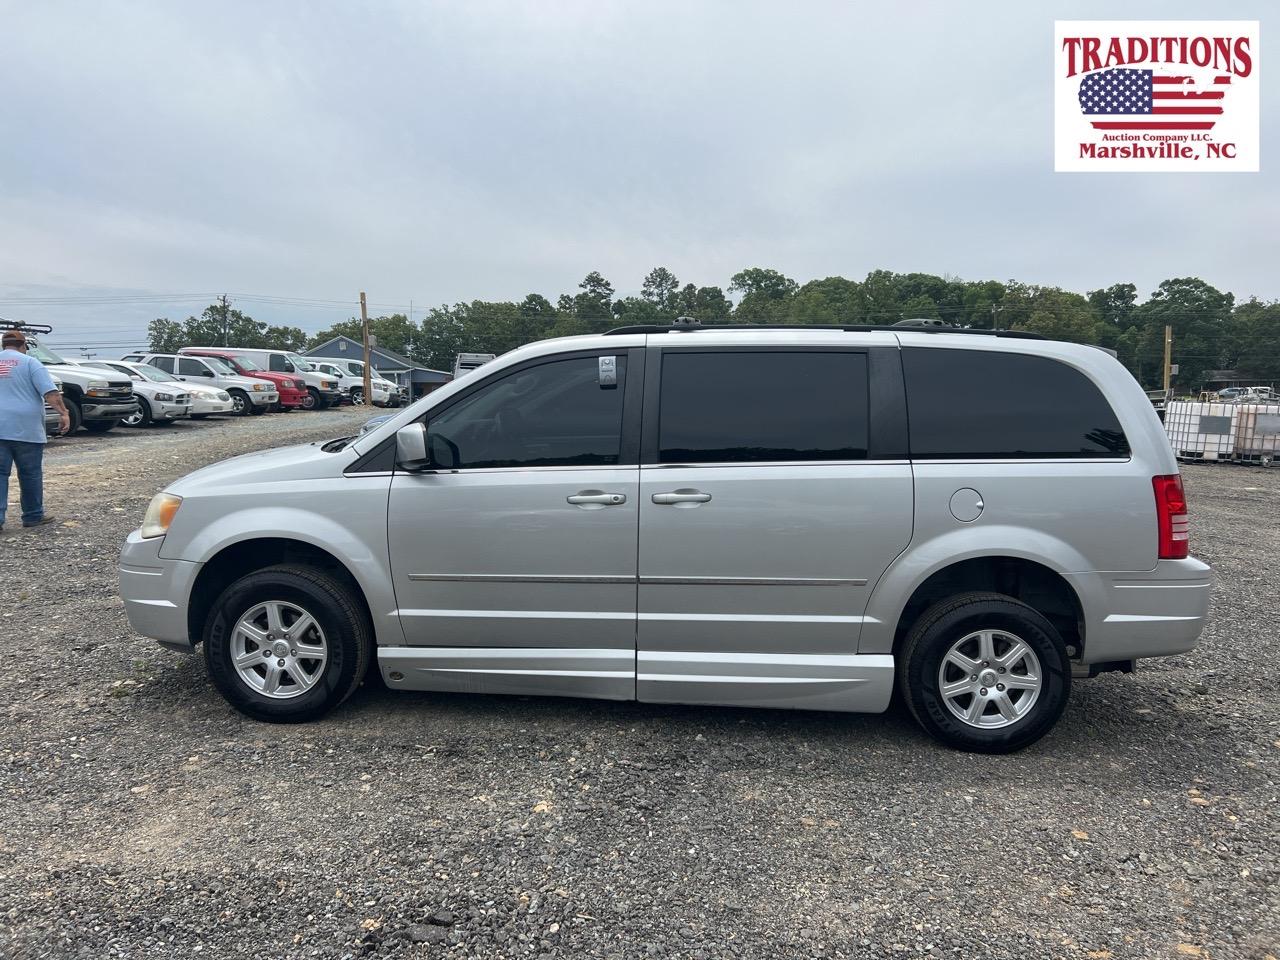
top-left (658, 351), bottom-right (869, 463)
top-left (426, 355), bottom-right (627, 469)
top-left (902, 348), bottom-right (1130, 459)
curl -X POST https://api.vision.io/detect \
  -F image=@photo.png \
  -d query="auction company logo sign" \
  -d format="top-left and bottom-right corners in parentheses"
top-left (1054, 21), bottom-right (1259, 172)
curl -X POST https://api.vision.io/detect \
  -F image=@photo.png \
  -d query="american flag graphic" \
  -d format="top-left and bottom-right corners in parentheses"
top-left (1078, 68), bottom-right (1230, 131)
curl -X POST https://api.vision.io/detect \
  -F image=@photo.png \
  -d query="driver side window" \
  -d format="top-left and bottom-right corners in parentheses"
top-left (426, 355), bottom-right (627, 469)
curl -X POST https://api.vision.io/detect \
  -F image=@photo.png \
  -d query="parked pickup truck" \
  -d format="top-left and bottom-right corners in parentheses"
top-left (44, 374), bottom-right (64, 436)
top-left (26, 339), bottom-right (137, 433)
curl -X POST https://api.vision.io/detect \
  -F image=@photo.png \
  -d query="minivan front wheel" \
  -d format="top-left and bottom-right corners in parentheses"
top-left (898, 592), bottom-right (1070, 753)
top-left (203, 565), bottom-right (371, 722)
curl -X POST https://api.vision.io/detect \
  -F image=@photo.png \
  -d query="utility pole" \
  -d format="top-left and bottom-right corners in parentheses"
top-left (360, 291), bottom-right (372, 406)
top-left (218, 294), bottom-right (231, 346)
top-left (1162, 324), bottom-right (1173, 399)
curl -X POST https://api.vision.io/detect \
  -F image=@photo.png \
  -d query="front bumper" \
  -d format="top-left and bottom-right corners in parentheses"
top-left (1065, 558), bottom-right (1212, 663)
top-left (248, 391), bottom-right (279, 407)
top-left (153, 399), bottom-right (192, 421)
top-left (83, 400), bottom-right (140, 422)
top-left (319, 389), bottom-right (343, 404)
top-left (119, 530), bottom-right (201, 650)
top-left (277, 391), bottom-right (306, 408)
top-left (190, 398), bottom-right (235, 415)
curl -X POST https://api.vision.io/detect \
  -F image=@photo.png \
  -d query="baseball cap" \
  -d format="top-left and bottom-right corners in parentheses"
top-left (1, 330), bottom-right (27, 348)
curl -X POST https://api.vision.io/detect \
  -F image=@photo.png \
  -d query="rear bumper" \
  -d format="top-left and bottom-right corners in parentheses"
top-left (1065, 558), bottom-right (1212, 663)
top-left (119, 531), bottom-right (200, 650)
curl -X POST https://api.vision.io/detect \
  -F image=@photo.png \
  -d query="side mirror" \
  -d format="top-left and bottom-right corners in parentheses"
top-left (395, 422), bottom-right (430, 471)
top-left (199, 369), bottom-right (214, 377)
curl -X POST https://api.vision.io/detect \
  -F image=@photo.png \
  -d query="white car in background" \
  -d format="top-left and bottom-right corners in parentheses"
top-left (74, 360), bottom-right (192, 426)
top-left (96, 360), bottom-right (236, 419)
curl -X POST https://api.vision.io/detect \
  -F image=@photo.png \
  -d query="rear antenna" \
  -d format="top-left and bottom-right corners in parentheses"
top-left (672, 316), bottom-right (701, 329)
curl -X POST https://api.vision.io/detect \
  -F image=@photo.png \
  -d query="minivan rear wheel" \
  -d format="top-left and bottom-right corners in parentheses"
top-left (898, 592), bottom-right (1070, 753)
top-left (203, 564), bottom-right (371, 722)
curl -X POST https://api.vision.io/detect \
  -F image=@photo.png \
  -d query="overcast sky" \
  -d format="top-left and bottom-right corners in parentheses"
top-left (1, 1), bottom-right (1275, 354)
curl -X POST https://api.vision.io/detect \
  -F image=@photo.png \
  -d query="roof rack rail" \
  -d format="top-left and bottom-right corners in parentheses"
top-left (603, 320), bottom-right (1046, 340)
top-left (0, 319), bottom-right (53, 335)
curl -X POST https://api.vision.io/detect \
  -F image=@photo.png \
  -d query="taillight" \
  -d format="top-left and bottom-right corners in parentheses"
top-left (1152, 474), bottom-right (1189, 560)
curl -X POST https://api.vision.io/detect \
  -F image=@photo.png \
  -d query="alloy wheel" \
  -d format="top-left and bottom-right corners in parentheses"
top-left (231, 601), bottom-right (329, 699)
top-left (937, 629), bottom-right (1042, 729)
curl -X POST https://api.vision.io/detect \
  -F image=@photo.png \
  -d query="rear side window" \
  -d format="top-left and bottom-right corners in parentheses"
top-left (150, 356), bottom-right (174, 373)
top-left (658, 352), bottom-right (868, 463)
top-left (902, 348), bottom-right (1129, 459)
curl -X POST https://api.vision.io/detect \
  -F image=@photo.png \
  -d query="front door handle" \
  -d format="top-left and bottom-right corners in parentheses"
top-left (567, 491), bottom-right (627, 507)
top-left (652, 490), bottom-right (712, 505)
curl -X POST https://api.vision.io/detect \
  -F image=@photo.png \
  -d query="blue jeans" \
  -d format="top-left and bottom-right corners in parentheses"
top-left (0, 440), bottom-right (45, 526)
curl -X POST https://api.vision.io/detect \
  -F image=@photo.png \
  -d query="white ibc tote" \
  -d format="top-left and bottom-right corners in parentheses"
top-left (1164, 401), bottom-right (1238, 461)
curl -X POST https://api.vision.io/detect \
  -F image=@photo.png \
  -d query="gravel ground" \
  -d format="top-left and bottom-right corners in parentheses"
top-left (0, 412), bottom-right (1276, 960)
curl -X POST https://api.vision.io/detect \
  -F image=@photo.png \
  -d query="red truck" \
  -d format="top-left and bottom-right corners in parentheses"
top-left (179, 348), bottom-right (308, 411)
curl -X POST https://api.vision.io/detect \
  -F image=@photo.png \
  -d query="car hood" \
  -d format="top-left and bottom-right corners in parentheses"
top-left (167, 440), bottom-right (358, 496)
top-left (45, 363), bottom-right (130, 388)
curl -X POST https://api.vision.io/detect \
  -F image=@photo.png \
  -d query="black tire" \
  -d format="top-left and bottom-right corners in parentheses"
top-left (301, 388), bottom-right (319, 411)
top-left (898, 591), bottom-right (1070, 753)
top-left (203, 564), bottom-right (372, 723)
top-left (84, 419), bottom-right (118, 433)
top-left (123, 398), bottom-right (152, 427)
top-left (65, 399), bottom-right (83, 434)
top-left (249, 402), bottom-right (268, 416)
top-left (228, 389), bottom-right (252, 416)
top-left (190, 413), bottom-right (209, 419)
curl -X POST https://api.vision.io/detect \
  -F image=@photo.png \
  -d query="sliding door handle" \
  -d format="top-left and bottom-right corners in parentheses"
top-left (652, 490), bottom-right (712, 505)
top-left (567, 491), bottom-right (627, 506)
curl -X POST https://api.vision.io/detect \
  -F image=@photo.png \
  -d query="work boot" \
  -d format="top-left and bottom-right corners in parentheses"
top-left (22, 515), bottom-right (55, 528)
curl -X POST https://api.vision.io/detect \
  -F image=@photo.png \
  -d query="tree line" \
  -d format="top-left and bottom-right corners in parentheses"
top-left (146, 268), bottom-right (1280, 390)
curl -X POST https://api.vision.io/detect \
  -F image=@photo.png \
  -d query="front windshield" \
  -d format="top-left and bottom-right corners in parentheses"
top-left (26, 341), bottom-right (68, 365)
top-left (286, 352), bottom-right (313, 372)
top-left (134, 364), bottom-right (177, 383)
top-left (204, 356), bottom-right (237, 375)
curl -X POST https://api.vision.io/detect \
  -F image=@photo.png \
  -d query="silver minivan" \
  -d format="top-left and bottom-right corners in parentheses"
top-left (119, 324), bottom-right (1211, 752)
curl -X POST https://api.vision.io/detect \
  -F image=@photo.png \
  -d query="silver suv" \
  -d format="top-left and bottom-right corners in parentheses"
top-left (118, 324), bottom-right (1211, 752)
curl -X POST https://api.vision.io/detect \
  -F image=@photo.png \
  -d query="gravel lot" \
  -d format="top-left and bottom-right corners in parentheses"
top-left (1, 411), bottom-right (1276, 959)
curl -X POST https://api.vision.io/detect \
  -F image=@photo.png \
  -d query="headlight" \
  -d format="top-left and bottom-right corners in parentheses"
top-left (217, 391), bottom-right (230, 400)
top-left (252, 383), bottom-right (266, 391)
top-left (323, 380), bottom-right (334, 389)
top-left (86, 379), bottom-right (110, 397)
top-left (141, 492), bottom-right (182, 539)
top-left (154, 392), bottom-right (174, 402)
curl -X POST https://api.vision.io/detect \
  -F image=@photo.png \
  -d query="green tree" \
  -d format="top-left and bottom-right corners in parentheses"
top-left (147, 318), bottom-right (185, 352)
top-left (641, 267), bottom-right (680, 317)
top-left (1131, 278), bottom-right (1234, 389)
top-left (730, 268), bottom-right (798, 324)
top-left (676, 284), bottom-right (732, 323)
